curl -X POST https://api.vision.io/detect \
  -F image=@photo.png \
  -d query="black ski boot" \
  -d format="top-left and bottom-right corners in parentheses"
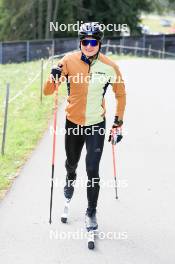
top-left (63, 183), bottom-right (74, 200)
top-left (85, 208), bottom-right (98, 231)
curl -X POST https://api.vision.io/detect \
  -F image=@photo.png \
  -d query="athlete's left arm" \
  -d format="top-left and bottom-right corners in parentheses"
top-left (112, 65), bottom-right (126, 122)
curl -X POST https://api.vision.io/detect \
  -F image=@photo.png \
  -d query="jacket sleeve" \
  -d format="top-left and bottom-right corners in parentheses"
top-left (43, 55), bottom-right (68, 96)
top-left (112, 64), bottom-right (126, 120)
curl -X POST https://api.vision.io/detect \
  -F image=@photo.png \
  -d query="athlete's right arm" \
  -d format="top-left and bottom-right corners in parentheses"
top-left (43, 78), bottom-right (56, 95)
top-left (43, 56), bottom-right (68, 95)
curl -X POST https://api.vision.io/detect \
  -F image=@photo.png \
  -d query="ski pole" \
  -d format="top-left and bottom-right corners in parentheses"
top-left (111, 128), bottom-right (118, 199)
top-left (49, 83), bottom-right (59, 224)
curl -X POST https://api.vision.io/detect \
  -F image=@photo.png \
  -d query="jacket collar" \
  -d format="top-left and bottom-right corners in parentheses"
top-left (81, 53), bottom-right (91, 65)
top-left (80, 52), bottom-right (100, 65)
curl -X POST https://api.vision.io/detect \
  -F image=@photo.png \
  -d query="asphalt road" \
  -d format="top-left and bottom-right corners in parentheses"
top-left (0, 59), bottom-right (175, 264)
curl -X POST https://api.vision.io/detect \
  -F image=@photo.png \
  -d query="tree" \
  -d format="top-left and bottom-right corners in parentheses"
top-left (0, 0), bottom-right (160, 41)
top-left (45, 0), bottom-right (53, 39)
top-left (51, 0), bottom-right (60, 38)
top-left (38, 0), bottom-right (43, 39)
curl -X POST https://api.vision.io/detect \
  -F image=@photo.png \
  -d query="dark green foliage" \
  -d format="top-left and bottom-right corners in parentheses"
top-left (0, 0), bottom-right (169, 41)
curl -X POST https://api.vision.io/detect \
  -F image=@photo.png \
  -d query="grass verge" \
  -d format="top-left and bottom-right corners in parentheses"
top-left (0, 59), bottom-right (66, 199)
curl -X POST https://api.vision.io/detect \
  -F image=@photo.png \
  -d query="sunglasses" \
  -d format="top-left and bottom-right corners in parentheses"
top-left (81, 39), bottom-right (99, 47)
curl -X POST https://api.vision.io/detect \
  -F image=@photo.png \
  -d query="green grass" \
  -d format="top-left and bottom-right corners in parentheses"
top-left (110, 54), bottom-right (138, 60)
top-left (0, 59), bottom-right (66, 198)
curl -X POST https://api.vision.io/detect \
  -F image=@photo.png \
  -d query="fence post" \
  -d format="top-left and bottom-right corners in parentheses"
top-left (134, 41), bottom-right (138, 57)
top-left (0, 42), bottom-right (2, 64)
top-left (105, 39), bottom-right (110, 54)
top-left (40, 58), bottom-right (44, 103)
top-left (26, 41), bottom-right (30, 62)
top-left (1, 83), bottom-right (10, 155)
top-left (51, 39), bottom-right (55, 66)
top-left (142, 35), bottom-right (146, 56)
top-left (120, 37), bottom-right (125, 55)
top-left (162, 34), bottom-right (165, 59)
top-left (148, 44), bottom-right (152, 57)
top-left (114, 44), bottom-right (117, 55)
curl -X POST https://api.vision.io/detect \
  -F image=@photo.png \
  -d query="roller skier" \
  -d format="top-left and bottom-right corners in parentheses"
top-left (44, 22), bottom-right (126, 249)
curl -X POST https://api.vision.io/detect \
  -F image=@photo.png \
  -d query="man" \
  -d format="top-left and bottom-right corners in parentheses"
top-left (43, 22), bottom-right (126, 231)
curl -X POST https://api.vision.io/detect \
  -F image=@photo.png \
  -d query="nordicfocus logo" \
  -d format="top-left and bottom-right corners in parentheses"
top-left (50, 20), bottom-right (128, 32)
top-left (49, 125), bottom-right (127, 137)
top-left (48, 178), bottom-right (128, 189)
top-left (49, 73), bottom-right (124, 84)
top-left (49, 228), bottom-right (128, 240)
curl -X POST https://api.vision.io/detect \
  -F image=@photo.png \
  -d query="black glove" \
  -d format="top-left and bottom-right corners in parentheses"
top-left (51, 65), bottom-right (62, 81)
top-left (108, 116), bottom-right (123, 144)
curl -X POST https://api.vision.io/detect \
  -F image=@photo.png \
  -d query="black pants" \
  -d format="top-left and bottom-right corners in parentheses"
top-left (65, 118), bottom-right (106, 209)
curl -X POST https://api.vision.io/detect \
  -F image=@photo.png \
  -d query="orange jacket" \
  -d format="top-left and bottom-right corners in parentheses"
top-left (44, 51), bottom-right (126, 126)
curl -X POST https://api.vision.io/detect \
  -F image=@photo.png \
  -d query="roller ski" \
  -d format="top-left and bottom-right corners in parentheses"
top-left (85, 208), bottom-right (98, 250)
top-left (61, 198), bottom-right (71, 223)
top-left (61, 181), bottom-right (74, 223)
